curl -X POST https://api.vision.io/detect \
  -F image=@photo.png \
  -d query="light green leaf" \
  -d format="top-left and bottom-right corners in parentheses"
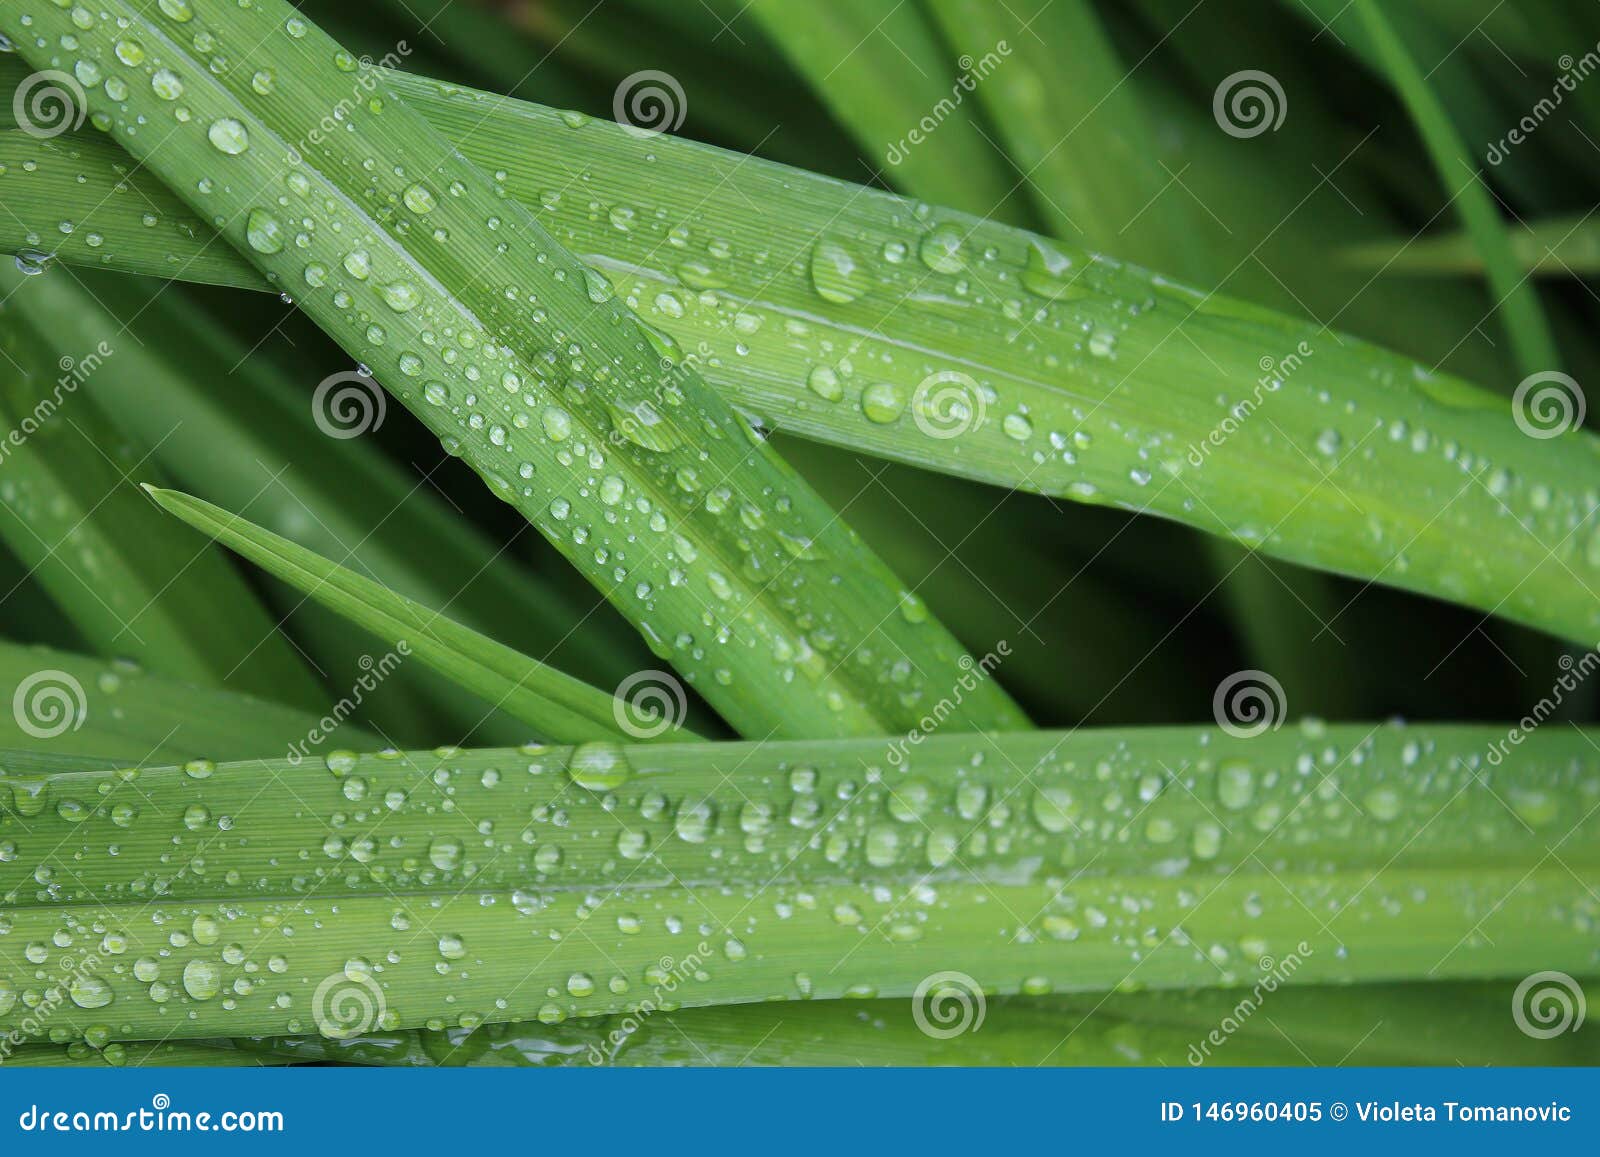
top-left (144, 486), bottom-right (690, 745)
top-left (1353, 0), bottom-right (1560, 375)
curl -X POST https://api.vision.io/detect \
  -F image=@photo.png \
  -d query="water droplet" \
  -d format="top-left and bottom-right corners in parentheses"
top-left (207, 118), bottom-right (249, 155)
top-left (245, 209), bottom-right (284, 254)
top-left (918, 226), bottom-right (965, 273)
top-left (403, 183), bottom-right (436, 214)
top-left (151, 68), bottom-right (184, 100)
top-left (806, 366), bottom-right (843, 402)
top-left (567, 743), bottom-right (632, 791)
top-left (810, 239), bottom-right (868, 304)
top-left (861, 381), bottom-right (906, 424)
top-left (182, 959), bottom-right (221, 1001)
top-left (1217, 761), bottom-right (1255, 810)
top-left (382, 282), bottom-right (420, 312)
top-left (69, 976), bottom-right (113, 1010)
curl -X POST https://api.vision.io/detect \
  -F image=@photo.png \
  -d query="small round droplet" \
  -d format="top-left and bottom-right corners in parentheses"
top-left (207, 118), bottom-right (249, 155)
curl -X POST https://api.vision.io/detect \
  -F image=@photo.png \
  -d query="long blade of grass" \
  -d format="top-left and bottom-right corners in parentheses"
top-left (0, 638), bottom-right (372, 761)
top-left (144, 485), bottom-right (689, 745)
top-left (920, 0), bottom-right (1198, 270)
top-left (0, 1), bottom-right (1023, 742)
top-left (2, 271), bottom-right (528, 745)
top-left (1, 723), bottom-right (1595, 1042)
top-left (1352, 0), bottom-right (1560, 376)
top-left (6, 77), bottom-right (1594, 645)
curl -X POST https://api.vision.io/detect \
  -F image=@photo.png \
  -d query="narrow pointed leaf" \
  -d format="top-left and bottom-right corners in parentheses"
top-left (1353, 0), bottom-right (1560, 375)
top-left (145, 486), bottom-right (688, 745)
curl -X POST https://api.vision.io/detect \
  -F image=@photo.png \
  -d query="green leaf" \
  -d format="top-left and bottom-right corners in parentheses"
top-left (1, 723), bottom-right (1595, 1043)
top-left (6, 76), bottom-right (1597, 646)
top-left (1353, 0), bottom-right (1560, 376)
top-left (144, 486), bottom-right (690, 745)
top-left (0, 0), bottom-right (1023, 742)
